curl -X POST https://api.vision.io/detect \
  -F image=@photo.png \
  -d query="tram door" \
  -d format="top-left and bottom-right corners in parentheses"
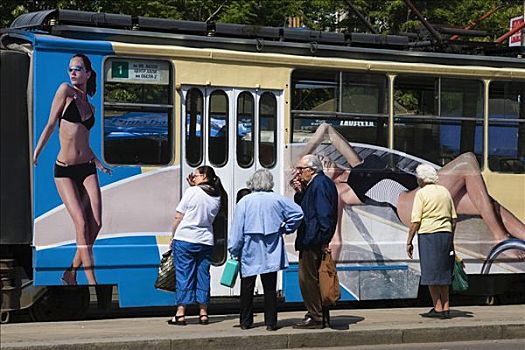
top-left (182, 87), bottom-right (282, 297)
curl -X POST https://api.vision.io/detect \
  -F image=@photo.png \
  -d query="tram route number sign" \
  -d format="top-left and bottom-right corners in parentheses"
top-left (107, 59), bottom-right (169, 85)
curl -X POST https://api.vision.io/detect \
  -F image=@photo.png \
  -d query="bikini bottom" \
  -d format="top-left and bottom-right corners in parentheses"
top-left (54, 159), bottom-right (96, 183)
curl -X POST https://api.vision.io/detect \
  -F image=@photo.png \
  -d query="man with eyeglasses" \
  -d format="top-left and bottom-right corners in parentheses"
top-left (291, 154), bottom-right (338, 329)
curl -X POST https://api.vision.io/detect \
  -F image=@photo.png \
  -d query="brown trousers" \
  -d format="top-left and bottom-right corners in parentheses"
top-left (298, 247), bottom-right (323, 321)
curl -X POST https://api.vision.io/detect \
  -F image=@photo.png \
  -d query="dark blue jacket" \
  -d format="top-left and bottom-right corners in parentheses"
top-left (294, 172), bottom-right (338, 251)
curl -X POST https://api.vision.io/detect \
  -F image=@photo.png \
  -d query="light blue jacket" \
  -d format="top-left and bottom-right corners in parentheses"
top-left (228, 191), bottom-right (304, 277)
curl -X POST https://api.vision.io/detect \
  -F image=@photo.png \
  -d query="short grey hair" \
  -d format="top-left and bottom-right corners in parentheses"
top-left (302, 154), bottom-right (323, 174)
top-left (416, 163), bottom-right (438, 184)
top-left (246, 169), bottom-right (274, 191)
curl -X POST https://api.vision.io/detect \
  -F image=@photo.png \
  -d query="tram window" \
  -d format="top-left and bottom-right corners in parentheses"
top-left (209, 90), bottom-right (228, 166)
top-left (488, 81), bottom-right (525, 173)
top-left (292, 70), bottom-right (338, 112)
top-left (103, 59), bottom-right (172, 165)
top-left (237, 92), bottom-right (254, 168)
top-left (394, 75), bottom-right (437, 116)
top-left (342, 72), bottom-right (387, 114)
top-left (259, 92), bottom-right (277, 168)
top-left (185, 88), bottom-right (203, 167)
top-left (291, 69), bottom-right (388, 146)
top-left (394, 76), bottom-right (483, 166)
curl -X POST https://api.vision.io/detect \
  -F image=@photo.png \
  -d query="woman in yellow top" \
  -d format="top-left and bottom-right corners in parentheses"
top-left (407, 164), bottom-right (457, 319)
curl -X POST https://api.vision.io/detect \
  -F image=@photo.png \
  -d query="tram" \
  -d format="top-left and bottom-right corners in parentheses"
top-left (1, 9), bottom-right (524, 322)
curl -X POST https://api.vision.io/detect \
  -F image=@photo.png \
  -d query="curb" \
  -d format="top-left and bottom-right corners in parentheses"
top-left (2, 323), bottom-right (524, 350)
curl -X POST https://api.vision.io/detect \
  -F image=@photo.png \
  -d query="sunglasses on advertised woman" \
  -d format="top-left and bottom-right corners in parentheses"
top-left (68, 66), bottom-right (85, 73)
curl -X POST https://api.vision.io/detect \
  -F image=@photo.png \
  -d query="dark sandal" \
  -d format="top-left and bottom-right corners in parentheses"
top-left (199, 314), bottom-right (209, 325)
top-left (168, 315), bottom-right (186, 326)
top-left (420, 308), bottom-right (443, 318)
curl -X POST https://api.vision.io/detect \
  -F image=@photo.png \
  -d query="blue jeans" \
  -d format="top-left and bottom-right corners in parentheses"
top-left (173, 240), bottom-right (213, 306)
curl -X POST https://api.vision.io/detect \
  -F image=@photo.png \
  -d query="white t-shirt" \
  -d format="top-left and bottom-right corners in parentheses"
top-left (174, 186), bottom-right (221, 246)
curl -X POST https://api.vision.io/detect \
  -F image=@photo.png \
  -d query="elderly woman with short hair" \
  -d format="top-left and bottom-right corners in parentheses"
top-left (229, 169), bottom-right (304, 331)
top-left (407, 164), bottom-right (457, 319)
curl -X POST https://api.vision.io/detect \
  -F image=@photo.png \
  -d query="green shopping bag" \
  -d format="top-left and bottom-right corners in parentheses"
top-left (220, 258), bottom-right (240, 288)
top-left (452, 256), bottom-right (469, 292)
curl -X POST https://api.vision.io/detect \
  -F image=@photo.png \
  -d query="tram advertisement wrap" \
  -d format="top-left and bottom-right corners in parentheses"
top-left (31, 54), bottom-right (524, 305)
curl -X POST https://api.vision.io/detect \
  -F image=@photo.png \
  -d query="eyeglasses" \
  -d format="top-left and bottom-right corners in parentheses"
top-left (68, 66), bottom-right (85, 73)
top-left (296, 166), bottom-right (312, 172)
top-left (192, 173), bottom-right (205, 178)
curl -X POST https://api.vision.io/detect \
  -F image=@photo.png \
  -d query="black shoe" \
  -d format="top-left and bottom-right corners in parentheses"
top-left (292, 317), bottom-right (323, 329)
top-left (420, 308), bottom-right (443, 318)
top-left (167, 315), bottom-right (186, 326)
top-left (441, 310), bottom-right (450, 319)
top-left (322, 307), bottom-right (331, 328)
top-left (266, 325), bottom-right (278, 331)
top-left (240, 324), bottom-right (252, 330)
top-left (199, 314), bottom-right (209, 325)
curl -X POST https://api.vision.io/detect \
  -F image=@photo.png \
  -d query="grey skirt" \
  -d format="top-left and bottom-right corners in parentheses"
top-left (418, 232), bottom-right (454, 286)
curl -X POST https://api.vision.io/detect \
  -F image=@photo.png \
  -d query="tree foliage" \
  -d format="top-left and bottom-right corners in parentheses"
top-left (1, 0), bottom-right (523, 42)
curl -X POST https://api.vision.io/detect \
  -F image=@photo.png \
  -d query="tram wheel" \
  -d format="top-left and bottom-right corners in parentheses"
top-left (30, 286), bottom-right (90, 321)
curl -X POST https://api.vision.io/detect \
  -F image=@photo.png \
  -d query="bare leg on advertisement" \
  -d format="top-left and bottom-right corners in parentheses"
top-left (396, 153), bottom-right (525, 243)
top-left (301, 124), bottom-right (524, 258)
top-left (437, 152), bottom-right (525, 241)
top-left (83, 174), bottom-right (103, 272)
top-left (55, 178), bottom-right (97, 285)
top-left (329, 182), bottom-right (364, 261)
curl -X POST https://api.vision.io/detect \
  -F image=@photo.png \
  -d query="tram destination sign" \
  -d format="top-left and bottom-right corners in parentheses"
top-left (105, 59), bottom-right (170, 85)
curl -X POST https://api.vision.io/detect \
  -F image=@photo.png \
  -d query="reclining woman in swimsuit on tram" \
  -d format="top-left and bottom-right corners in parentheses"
top-left (296, 123), bottom-right (525, 260)
top-left (33, 54), bottom-right (111, 285)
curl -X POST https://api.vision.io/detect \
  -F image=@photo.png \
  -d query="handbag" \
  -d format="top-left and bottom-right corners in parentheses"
top-left (318, 251), bottom-right (340, 305)
top-left (154, 249), bottom-right (176, 292)
top-left (220, 258), bottom-right (240, 288)
top-left (452, 255), bottom-right (469, 292)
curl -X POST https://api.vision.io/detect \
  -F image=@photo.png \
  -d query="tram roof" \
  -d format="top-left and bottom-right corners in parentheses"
top-left (2, 9), bottom-right (525, 69)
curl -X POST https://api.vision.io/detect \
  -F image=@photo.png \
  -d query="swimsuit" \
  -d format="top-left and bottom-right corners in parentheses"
top-left (59, 100), bottom-right (95, 130)
top-left (346, 154), bottom-right (418, 208)
top-left (54, 159), bottom-right (96, 183)
top-left (54, 99), bottom-right (96, 182)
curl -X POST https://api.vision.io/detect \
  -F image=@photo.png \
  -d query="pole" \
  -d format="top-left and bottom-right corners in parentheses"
top-left (402, 0), bottom-right (443, 45)
top-left (450, 5), bottom-right (502, 41)
top-left (345, 0), bottom-right (378, 34)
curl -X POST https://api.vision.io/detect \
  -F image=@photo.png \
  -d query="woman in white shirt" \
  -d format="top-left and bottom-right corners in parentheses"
top-left (169, 166), bottom-right (225, 326)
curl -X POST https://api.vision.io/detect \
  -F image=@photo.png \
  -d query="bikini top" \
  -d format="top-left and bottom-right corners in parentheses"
top-left (59, 100), bottom-right (95, 130)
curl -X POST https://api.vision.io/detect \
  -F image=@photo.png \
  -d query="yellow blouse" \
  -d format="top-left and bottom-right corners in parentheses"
top-left (411, 184), bottom-right (457, 234)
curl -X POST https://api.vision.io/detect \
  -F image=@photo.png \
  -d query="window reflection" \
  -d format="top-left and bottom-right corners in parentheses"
top-left (103, 59), bottom-right (172, 165)
top-left (185, 88), bottom-right (203, 166)
top-left (259, 92), bottom-right (277, 168)
top-left (488, 81), bottom-right (525, 173)
top-left (291, 69), bottom-right (388, 146)
top-left (394, 76), bottom-right (483, 166)
top-left (237, 92), bottom-right (254, 168)
top-left (208, 90), bottom-right (228, 166)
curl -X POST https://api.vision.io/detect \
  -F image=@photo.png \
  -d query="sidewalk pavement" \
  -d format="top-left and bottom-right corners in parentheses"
top-left (1, 305), bottom-right (524, 350)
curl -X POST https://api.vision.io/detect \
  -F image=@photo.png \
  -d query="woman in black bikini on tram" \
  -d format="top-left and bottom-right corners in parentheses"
top-left (296, 123), bottom-right (525, 260)
top-left (33, 54), bottom-right (111, 285)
